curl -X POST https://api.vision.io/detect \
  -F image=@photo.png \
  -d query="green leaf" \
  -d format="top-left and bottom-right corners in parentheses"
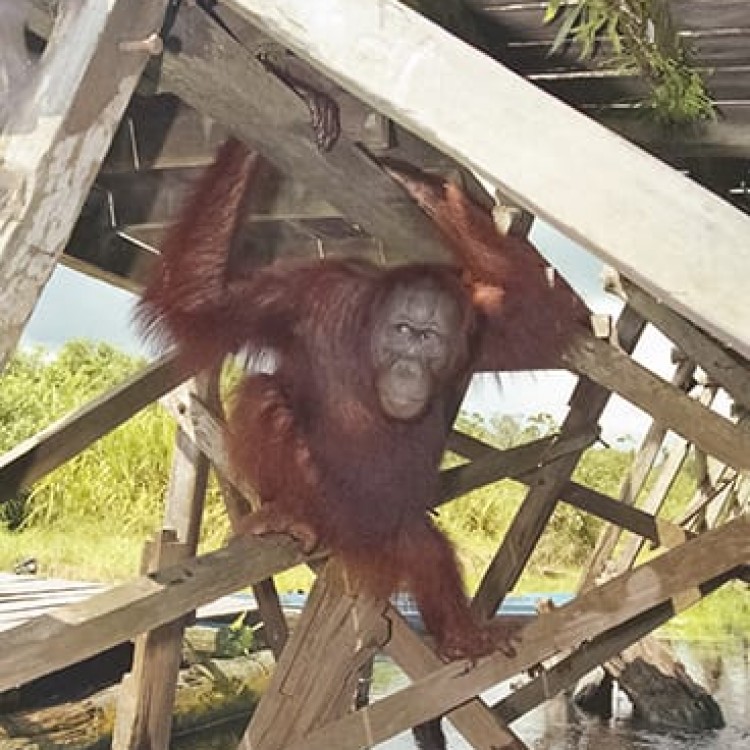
top-left (543, 0), bottom-right (563, 24)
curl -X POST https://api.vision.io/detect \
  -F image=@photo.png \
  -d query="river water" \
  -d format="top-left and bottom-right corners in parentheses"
top-left (178, 637), bottom-right (749, 750)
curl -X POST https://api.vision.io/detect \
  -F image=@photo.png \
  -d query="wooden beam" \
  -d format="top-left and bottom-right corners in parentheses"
top-left (493, 570), bottom-right (734, 724)
top-left (0, 0), bottom-right (169, 370)
top-left (112, 532), bottom-right (193, 750)
top-left (278, 516), bottom-right (750, 750)
top-left (228, 0), bottom-right (750, 360)
top-left (157, 2), bottom-right (451, 265)
top-left (115, 377), bottom-right (215, 750)
top-left (0, 533), bottom-right (308, 691)
top-left (239, 562), bottom-right (388, 750)
top-left (564, 335), bottom-right (750, 471)
top-left (613, 438), bottom-right (693, 572)
top-left (617, 277), bottom-right (750, 411)
top-left (579, 358), bottom-right (696, 591)
top-left (384, 612), bottom-right (527, 750)
top-left (441, 432), bottom-right (677, 547)
top-left (439, 430), bottom-right (596, 502)
top-left (0, 355), bottom-right (182, 504)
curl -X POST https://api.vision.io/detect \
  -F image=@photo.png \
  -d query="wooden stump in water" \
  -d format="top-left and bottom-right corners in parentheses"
top-left (608, 637), bottom-right (724, 730)
top-left (574, 636), bottom-right (724, 730)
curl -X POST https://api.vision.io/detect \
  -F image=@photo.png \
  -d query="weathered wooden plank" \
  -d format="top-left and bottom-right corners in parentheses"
top-left (442, 431), bottom-right (675, 546)
top-left (496, 33), bottom-right (750, 73)
top-left (579, 358), bottom-right (695, 591)
top-left (230, 0), bottom-right (750, 360)
top-left (564, 335), bottom-right (750, 471)
top-left (439, 430), bottom-right (595, 501)
top-left (493, 570), bottom-right (733, 724)
top-left (0, 354), bottom-right (182, 504)
top-left (102, 92), bottom-right (226, 173)
top-left (113, 532), bottom-right (193, 750)
top-left (96, 166), bottom-right (340, 227)
top-left (157, 2), bottom-right (451, 265)
top-left (0, 0), bottom-right (169, 369)
top-left (279, 516), bottom-right (750, 750)
top-left (384, 611), bottom-right (527, 750)
top-left (0, 534), bottom-right (308, 691)
top-left (561, 481), bottom-right (688, 549)
top-left (617, 277), bottom-right (750, 411)
top-left (240, 562), bottom-right (389, 750)
top-left (532, 68), bottom-right (750, 106)
top-left (613, 438), bottom-right (693, 573)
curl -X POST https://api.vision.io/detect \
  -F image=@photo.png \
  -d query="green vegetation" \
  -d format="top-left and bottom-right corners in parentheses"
top-left (0, 341), bottom-right (746, 637)
top-left (544, 0), bottom-right (715, 125)
top-left (0, 342), bottom-right (231, 579)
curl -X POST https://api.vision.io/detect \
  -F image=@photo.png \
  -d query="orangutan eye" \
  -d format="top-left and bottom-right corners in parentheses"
top-left (420, 329), bottom-right (438, 342)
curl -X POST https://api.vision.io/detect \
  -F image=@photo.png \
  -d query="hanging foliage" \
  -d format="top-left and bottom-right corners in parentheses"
top-left (544, 0), bottom-right (715, 124)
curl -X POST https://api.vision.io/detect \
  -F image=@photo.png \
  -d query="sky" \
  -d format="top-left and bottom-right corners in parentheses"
top-left (18, 221), bottom-right (677, 445)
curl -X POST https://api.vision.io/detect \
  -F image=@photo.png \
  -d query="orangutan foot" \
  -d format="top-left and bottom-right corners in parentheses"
top-left (438, 619), bottom-right (523, 662)
top-left (236, 506), bottom-right (320, 554)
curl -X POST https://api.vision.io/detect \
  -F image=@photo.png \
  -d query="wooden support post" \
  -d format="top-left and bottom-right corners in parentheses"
top-left (614, 384), bottom-right (717, 574)
top-left (579, 358), bottom-right (695, 591)
top-left (112, 531), bottom-right (190, 750)
top-left (113, 375), bottom-right (213, 750)
top-left (471, 306), bottom-right (646, 620)
top-left (0, 0), bottom-right (169, 369)
top-left (239, 561), bottom-right (389, 750)
top-left (613, 440), bottom-right (690, 574)
top-left (164, 387), bottom-right (291, 659)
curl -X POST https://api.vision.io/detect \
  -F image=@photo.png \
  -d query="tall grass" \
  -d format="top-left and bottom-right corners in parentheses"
top-left (0, 342), bottom-right (230, 579)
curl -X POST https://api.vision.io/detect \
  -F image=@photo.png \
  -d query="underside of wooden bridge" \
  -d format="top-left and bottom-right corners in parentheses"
top-left (0, 2), bottom-right (749, 750)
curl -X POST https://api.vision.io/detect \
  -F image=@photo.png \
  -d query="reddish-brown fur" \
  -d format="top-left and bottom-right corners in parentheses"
top-left (138, 138), bottom-right (590, 659)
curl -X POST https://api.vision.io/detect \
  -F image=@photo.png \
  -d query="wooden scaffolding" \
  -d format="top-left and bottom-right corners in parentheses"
top-left (1, 1), bottom-right (749, 749)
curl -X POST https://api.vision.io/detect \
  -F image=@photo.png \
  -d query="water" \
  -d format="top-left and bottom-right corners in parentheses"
top-left (177, 638), bottom-right (749, 750)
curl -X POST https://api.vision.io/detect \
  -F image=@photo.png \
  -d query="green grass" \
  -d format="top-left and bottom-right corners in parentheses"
top-left (660, 582), bottom-right (750, 640)
top-left (0, 520), bottom-right (149, 582)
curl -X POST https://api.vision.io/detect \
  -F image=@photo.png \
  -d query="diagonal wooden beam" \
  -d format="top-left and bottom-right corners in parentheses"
top-left (384, 610), bottom-right (527, 750)
top-left (472, 306), bottom-right (647, 619)
top-left (0, 0), bottom-right (169, 369)
top-left (156, 2), bottom-right (450, 264)
top-left (564, 335), bottom-right (750, 472)
top-left (493, 570), bottom-right (734, 724)
top-left (227, 0), bottom-right (750, 361)
top-left (239, 561), bottom-right (389, 750)
top-left (278, 516), bottom-right (750, 750)
top-left (615, 276), bottom-right (750, 411)
top-left (0, 533), bottom-right (308, 692)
